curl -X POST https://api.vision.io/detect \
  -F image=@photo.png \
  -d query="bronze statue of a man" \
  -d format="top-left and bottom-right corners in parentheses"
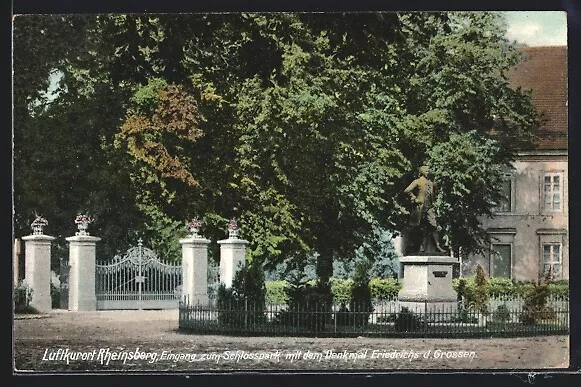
top-left (404, 165), bottom-right (445, 253)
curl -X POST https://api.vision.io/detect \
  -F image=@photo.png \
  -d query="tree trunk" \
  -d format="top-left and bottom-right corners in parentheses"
top-left (315, 245), bottom-right (334, 306)
top-left (316, 246), bottom-right (333, 284)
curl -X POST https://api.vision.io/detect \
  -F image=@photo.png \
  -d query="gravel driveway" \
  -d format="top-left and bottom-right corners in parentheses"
top-left (13, 310), bottom-right (569, 372)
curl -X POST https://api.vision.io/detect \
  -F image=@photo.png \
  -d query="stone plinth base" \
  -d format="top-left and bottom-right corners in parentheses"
top-left (398, 255), bottom-right (459, 321)
top-left (399, 301), bottom-right (458, 315)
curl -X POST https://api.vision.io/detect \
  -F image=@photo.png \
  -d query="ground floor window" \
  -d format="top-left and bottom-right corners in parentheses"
top-left (491, 243), bottom-right (512, 278)
top-left (543, 243), bottom-right (562, 279)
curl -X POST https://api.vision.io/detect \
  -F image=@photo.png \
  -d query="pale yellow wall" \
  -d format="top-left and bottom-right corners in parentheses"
top-left (463, 152), bottom-right (568, 281)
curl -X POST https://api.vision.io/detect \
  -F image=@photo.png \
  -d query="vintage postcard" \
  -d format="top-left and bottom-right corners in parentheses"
top-left (12, 9), bottom-right (571, 374)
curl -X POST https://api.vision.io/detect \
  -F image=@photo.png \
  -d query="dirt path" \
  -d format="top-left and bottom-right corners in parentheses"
top-left (13, 310), bottom-right (569, 372)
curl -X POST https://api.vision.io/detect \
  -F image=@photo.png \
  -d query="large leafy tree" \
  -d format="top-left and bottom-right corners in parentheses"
top-left (13, 12), bottom-right (539, 284)
top-left (13, 15), bottom-right (148, 265)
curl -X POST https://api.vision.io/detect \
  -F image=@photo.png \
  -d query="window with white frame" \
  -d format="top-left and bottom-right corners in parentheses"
top-left (494, 177), bottom-right (512, 213)
top-left (543, 173), bottom-right (563, 212)
top-left (491, 243), bottom-right (512, 278)
top-left (542, 243), bottom-right (562, 279)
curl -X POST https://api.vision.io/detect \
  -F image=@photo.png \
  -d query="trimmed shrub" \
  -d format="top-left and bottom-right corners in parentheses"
top-left (520, 272), bottom-right (556, 325)
top-left (217, 262), bottom-right (267, 328)
top-left (266, 277), bottom-right (568, 304)
top-left (394, 307), bottom-right (424, 332)
top-left (453, 277), bottom-right (477, 304)
top-left (369, 278), bottom-right (401, 300)
top-left (547, 280), bottom-right (569, 298)
top-left (265, 280), bottom-right (288, 304)
top-left (492, 304), bottom-right (511, 323)
top-left (348, 260), bottom-right (373, 327)
top-left (14, 281), bottom-right (38, 314)
top-left (330, 278), bottom-right (353, 304)
top-left (274, 273), bottom-right (331, 331)
top-left (488, 278), bottom-right (515, 297)
top-left (453, 278), bottom-right (477, 323)
top-left (470, 264), bottom-right (489, 315)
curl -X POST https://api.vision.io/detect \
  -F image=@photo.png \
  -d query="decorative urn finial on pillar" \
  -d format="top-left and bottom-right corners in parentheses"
top-left (31, 215), bottom-right (48, 235)
top-left (74, 214), bottom-right (93, 236)
top-left (186, 218), bottom-right (204, 239)
top-left (227, 218), bottom-right (239, 239)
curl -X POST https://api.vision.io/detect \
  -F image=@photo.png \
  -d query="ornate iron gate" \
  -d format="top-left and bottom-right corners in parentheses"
top-left (95, 239), bottom-right (182, 310)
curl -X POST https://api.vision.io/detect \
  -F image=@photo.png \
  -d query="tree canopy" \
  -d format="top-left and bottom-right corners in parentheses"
top-left (12, 12), bottom-right (539, 279)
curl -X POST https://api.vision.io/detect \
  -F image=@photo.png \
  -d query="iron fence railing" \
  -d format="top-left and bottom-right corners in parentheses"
top-left (178, 297), bottom-right (569, 338)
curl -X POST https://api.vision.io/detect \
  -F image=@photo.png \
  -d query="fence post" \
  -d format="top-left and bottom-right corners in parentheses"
top-left (66, 218), bottom-right (101, 311)
top-left (21, 217), bottom-right (55, 313)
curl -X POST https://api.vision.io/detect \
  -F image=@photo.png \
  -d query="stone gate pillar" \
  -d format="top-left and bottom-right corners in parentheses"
top-left (13, 238), bottom-right (21, 288)
top-left (218, 219), bottom-right (248, 289)
top-left (180, 219), bottom-right (210, 305)
top-left (21, 216), bottom-right (55, 313)
top-left (66, 215), bottom-right (101, 311)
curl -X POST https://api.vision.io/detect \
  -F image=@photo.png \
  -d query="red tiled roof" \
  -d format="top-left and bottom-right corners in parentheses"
top-left (507, 46), bottom-right (568, 150)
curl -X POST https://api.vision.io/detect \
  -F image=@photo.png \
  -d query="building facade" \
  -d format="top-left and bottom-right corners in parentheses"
top-left (463, 46), bottom-right (568, 281)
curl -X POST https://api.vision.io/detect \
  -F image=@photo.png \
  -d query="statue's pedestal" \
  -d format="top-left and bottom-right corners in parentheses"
top-left (398, 255), bottom-right (459, 318)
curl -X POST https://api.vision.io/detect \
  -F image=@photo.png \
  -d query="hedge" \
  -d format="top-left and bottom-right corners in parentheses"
top-left (453, 278), bottom-right (569, 299)
top-left (265, 278), bottom-right (568, 304)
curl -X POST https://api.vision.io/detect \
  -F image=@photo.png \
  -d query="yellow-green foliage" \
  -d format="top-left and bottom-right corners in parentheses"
top-left (268, 277), bottom-right (568, 305)
top-left (330, 278), bottom-right (353, 304)
top-left (453, 277), bottom-right (569, 298)
top-left (266, 278), bottom-right (402, 304)
top-left (472, 264), bottom-right (489, 315)
top-left (265, 280), bottom-right (288, 304)
top-left (369, 278), bottom-right (401, 300)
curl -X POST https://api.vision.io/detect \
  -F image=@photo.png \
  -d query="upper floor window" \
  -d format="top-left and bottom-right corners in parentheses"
top-left (543, 173), bottom-right (563, 212)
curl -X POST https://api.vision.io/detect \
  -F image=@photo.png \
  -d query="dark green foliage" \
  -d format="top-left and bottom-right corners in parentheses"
top-left (14, 281), bottom-right (39, 314)
top-left (348, 260), bottom-right (373, 327)
top-left (216, 284), bottom-right (245, 328)
top-left (394, 307), bottom-right (424, 332)
top-left (520, 272), bottom-right (556, 325)
top-left (547, 280), bottom-right (570, 298)
top-left (470, 264), bottom-right (489, 315)
top-left (274, 272), bottom-right (331, 331)
top-left (368, 278), bottom-right (402, 300)
top-left (453, 278), bottom-right (477, 323)
top-left (456, 278), bottom-right (468, 302)
top-left (333, 261), bottom-right (374, 327)
top-left (333, 303), bottom-right (351, 326)
top-left (450, 309), bottom-right (478, 324)
top-left (492, 304), bottom-right (511, 323)
top-left (487, 277), bottom-right (514, 297)
top-left (263, 278), bottom-right (410, 304)
top-left (216, 262), bottom-right (267, 328)
top-left (453, 277), bottom-right (568, 299)
top-left (50, 283), bottom-right (60, 309)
